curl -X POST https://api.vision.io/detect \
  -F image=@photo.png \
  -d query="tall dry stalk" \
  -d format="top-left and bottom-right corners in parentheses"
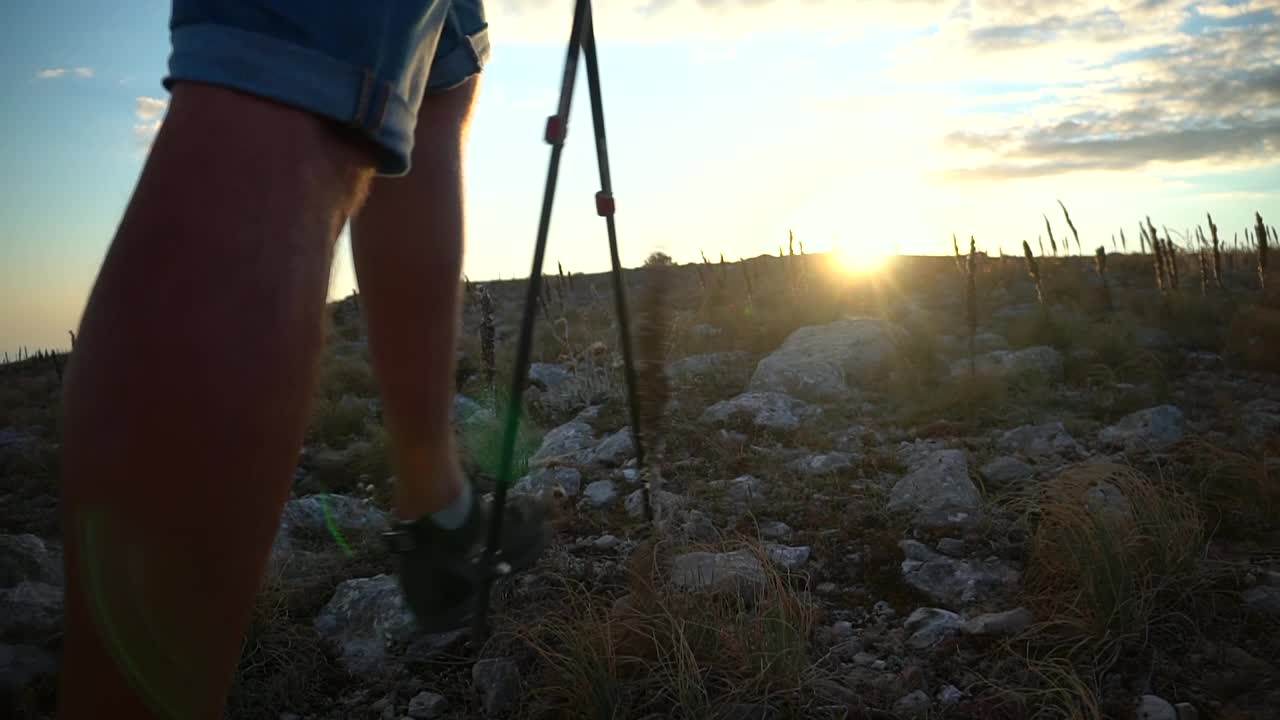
top-left (1256, 212), bottom-right (1269, 290)
top-left (1164, 228), bottom-right (1180, 291)
top-left (953, 233), bottom-right (964, 274)
top-left (1044, 215), bottom-right (1059, 256)
top-left (1039, 236), bottom-right (1046, 258)
top-left (1023, 240), bottom-right (1045, 305)
top-left (740, 258), bottom-right (755, 309)
top-left (1120, 227), bottom-right (1128, 252)
top-left (634, 263), bottom-right (673, 525)
top-left (1145, 223), bottom-right (1166, 293)
top-left (1208, 213), bottom-right (1224, 290)
top-left (1198, 247), bottom-right (1209, 296)
top-left (1095, 246), bottom-right (1113, 312)
top-left (966, 237), bottom-right (978, 378)
top-left (476, 285), bottom-right (497, 407)
top-left (1138, 224), bottom-right (1147, 255)
top-left (1058, 200), bottom-right (1081, 255)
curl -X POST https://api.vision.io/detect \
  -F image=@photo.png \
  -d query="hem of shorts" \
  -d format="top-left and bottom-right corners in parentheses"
top-left (425, 25), bottom-right (491, 96)
top-left (165, 23), bottom-right (414, 176)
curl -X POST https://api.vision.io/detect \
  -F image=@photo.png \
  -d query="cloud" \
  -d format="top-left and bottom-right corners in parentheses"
top-left (34, 66), bottom-right (95, 80)
top-left (903, 2), bottom-right (1280, 181)
top-left (134, 96), bottom-right (168, 146)
top-left (135, 96), bottom-right (167, 121)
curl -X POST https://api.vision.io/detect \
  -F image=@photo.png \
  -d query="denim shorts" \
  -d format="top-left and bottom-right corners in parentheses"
top-left (164, 0), bottom-right (490, 176)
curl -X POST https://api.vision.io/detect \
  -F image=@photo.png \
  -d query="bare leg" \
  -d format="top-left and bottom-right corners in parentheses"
top-left (56, 83), bottom-right (375, 719)
top-left (351, 77), bottom-right (479, 521)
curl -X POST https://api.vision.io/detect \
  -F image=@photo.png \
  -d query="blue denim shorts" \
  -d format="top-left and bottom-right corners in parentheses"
top-left (164, 0), bottom-right (490, 176)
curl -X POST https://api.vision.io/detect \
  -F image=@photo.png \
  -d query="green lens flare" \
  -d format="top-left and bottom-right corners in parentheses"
top-left (318, 494), bottom-right (354, 557)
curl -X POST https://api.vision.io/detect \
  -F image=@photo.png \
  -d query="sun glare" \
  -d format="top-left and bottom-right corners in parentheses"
top-left (833, 243), bottom-right (894, 276)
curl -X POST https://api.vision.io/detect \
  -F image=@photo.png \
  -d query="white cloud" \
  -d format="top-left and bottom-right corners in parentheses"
top-left (134, 96), bottom-right (168, 146)
top-left (35, 66), bottom-right (94, 80)
top-left (135, 96), bottom-right (168, 121)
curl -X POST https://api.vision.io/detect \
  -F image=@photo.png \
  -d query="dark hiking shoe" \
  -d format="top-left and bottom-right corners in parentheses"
top-left (382, 488), bottom-right (550, 633)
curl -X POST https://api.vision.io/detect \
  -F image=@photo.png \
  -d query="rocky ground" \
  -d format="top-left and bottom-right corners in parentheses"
top-left (2, 251), bottom-right (1278, 719)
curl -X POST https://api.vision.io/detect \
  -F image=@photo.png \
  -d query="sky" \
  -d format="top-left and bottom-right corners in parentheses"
top-left (1, 0), bottom-right (1278, 353)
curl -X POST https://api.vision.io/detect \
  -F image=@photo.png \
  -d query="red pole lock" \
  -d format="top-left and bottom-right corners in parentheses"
top-left (544, 115), bottom-right (566, 145)
top-left (595, 192), bottom-right (616, 217)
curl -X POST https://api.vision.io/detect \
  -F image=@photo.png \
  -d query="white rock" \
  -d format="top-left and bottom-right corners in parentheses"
top-left (904, 607), bottom-right (964, 649)
top-left (899, 540), bottom-right (1020, 609)
top-left (963, 607), bottom-right (1035, 635)
top-left (579, 480), bottom-right (619, 509)
top-left (1135, 694), bottom-right (1177, 720)
top-left (670, 550), bottom-right (766, 599)
top-left (887, 450), bottom-right (983, 530)
top-left (408, 691), bottom-right (449, 719)
top-left (995, 422), bottom-right (1082, 457)
top-left (701, 391), bottom-right (822, 433)
top-left (765, 544), bottom-right (811, 570)
top-left (1099, 405), bottom-right (1185, 452)
top-left (749, 317), bottom-right (901, 403)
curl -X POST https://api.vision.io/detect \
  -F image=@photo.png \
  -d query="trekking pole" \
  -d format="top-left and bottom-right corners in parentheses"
top-left (471, 0), bottom-right (651, 646)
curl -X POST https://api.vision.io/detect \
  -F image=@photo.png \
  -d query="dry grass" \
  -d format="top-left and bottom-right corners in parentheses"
top-left (1016, 462), bottom-right (1205, 643)
top-left (226, 571), bottom-right (346, 720)
top-left (512, 538), bottom-right (824, 719)
top-left (1176, 439), bottom-right (1280, 534)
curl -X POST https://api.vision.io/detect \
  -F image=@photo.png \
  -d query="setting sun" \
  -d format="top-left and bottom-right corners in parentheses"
top-left (832, 242), bottom-right (896, 276)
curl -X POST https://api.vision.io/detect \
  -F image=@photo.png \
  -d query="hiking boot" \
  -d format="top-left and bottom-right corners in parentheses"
top-left (383, 487), bottom-right (550, 633)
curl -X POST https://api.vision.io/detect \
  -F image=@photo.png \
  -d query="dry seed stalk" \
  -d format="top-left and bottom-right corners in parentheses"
top-left (1023, 240), bottom-right (1044, 304)
top-left (1058, 200), bottom-right (1081, 255)
top-left (966, 237), bottom-right (978, 378)
top-left (1120, 227), bottom-right (1128, 252)
top-left (1044, 215), bottom-right (1059, 256)
top-left (1207, 214), bottom-right (1224, 290)
top-left (1095, 246), bottom-right (1113, 311)
top-left (476, 284), bottom-right (497, 406)
top-left (1146, 218), bottom-right (1165, 292)
top-left (1164, 227), bottom-right (1180, 290)
top-left (635, 262), bottom-right (673, 524)
top-left (1256, 212), bottom-right (1269, 290)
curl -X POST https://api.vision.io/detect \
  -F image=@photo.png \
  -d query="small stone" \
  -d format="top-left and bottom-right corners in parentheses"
top-left (937, 684), bottom-right (963, 704)
top-left (1242, 586), bottom-right (1280, 615)
top-left (980, 456), bottom-right (1035, 488)
top-left (757, 520), bottom-right (794, 542)
top-left (408, 691), bottom-right (448, 719)
top-left (1135, 694), bottom-right (1177, 720)
top-left (830, 621), bottom-right (854, 639)
top-left (893, 689), bottom-right (932, 718)
top-left (670, 550), bottom-right (766, 599)
top-left (1099, 405), bottom-right (1186, 453)
top-left (625, 489), bottom-right (685, 519)
top-left (1174, 702), bottom-right (1199, 720)
top-left (873, 600), bottom-right (897, 619)
top-left (904, 607), bottom-right (964, 649)
top-left (816, 581), bottom-right (838, 594)
top-left (472, 657), bottom-right (521, 717)
top-left (579, 480), bottom-right (619, 509)
top-left (936, 538), bottom-right (966, 557)
top-left (887, 449), bottom-right (984, 530)
top-left (852, 651), bottom-right (879, 667)
top-left (765, 544), bottom-right (811, 570)
top-left (592, 534), bottom-right (620, 550)
top-left (963, 607), bottom-right (1035, 636)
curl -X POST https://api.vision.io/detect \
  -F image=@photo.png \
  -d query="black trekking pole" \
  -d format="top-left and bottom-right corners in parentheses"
top-left (471, 0), bottom-right (652, 646)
